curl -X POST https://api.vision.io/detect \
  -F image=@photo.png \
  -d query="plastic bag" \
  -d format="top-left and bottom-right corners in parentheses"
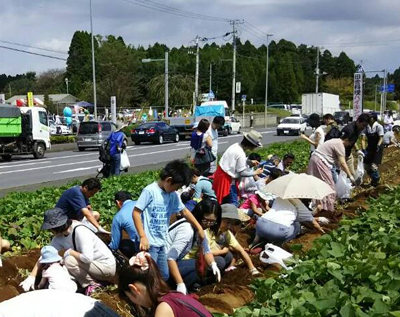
top-left (120, 150), bottom-right (130, 170)
top-left (335, 171), bottom-right (352, 199)
top-left (259, 243), bottom-right (293, 270)
top-left (354, 155), bottom-right (364, 184)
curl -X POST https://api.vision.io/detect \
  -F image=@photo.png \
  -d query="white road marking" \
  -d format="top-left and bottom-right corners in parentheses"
top-left (0, 160), bottom-right (52, 169)
top-left (54, 166), bottom-right (102, 174)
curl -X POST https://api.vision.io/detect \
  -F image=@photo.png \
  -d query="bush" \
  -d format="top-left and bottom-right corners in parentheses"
top-left (50, 135), bottom-right (76, 144)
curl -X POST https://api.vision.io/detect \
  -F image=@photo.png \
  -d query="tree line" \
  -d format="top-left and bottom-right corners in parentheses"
top-left (1, 30), bottom-right (399, 111)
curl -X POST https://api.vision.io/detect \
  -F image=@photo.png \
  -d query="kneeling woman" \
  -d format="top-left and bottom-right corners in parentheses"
top-left (119, 252), bottom-right (212, 317)
top-left (254, 197), bottom-right (325, 246)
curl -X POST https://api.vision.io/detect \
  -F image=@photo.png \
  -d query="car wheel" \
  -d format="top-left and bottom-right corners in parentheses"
top-left (134, 141), bottom-right (141, 145)
top-left (78, 147), bottom-right (85, 152)
top-left (158, 135), bottom-right (164, 144)
top-left (277, 131), bottom-right (280, 136)
top-left (228, 127), bottom-right (232, 135)
top-left (297, 130), bottom-right (301, 136)
top-left (174, 133), bottom-right (179, 143)
top-left (33, 143), bottom-right (45, 159)
top-left (1, 154), bottom-right (12, 161)
top-left (223, 128), bottom-right (228, 137)
top-left (237, 127), bottom-right (241, 134)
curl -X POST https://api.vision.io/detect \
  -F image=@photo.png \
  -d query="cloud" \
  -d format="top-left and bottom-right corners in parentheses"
top-left (1, 0), bottom-right (399, 76)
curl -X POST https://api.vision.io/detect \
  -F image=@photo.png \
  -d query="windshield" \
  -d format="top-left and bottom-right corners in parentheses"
top-left (138, 123), bottom-right (156, 129)
top-left (281, 118), bottom-right (300, 124)
top-left (334, 112), bottom-right (347, 116)
top-left (79, 122), bottom-right (98, 134)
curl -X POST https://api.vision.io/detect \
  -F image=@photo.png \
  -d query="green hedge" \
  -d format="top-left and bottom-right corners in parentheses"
top-left (50, 135), bottom-right (76, 144)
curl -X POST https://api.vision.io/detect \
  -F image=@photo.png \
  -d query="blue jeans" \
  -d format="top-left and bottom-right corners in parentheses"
top-left (214, 252), bottom-right (233, 271)
top-left (149, 245), bottom-right (169, 280)
top-left (110, 153), bottom-right (121, 176)
top-left (256, 218), bottom-right (300, 245)
top-left (176, 259), bottom-right (199, 290)
top-left (222, 184), bottom-right (240, 207)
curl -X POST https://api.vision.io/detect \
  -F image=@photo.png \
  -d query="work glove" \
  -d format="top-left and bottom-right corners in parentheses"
top-left (349, 176), bottom-right (356, 185)
top-left (97, 226), bottom-right (111, 235)
top-left (176, 283), bottom-right (187, 295)
top-left (63, 248), bottom-right (72, 258)
top-left (19, 275), bottom-right (35, 292)
top-left (357, 150), bottom-right (365, 158)
top-left (210, 261), bottom-right (221, 282)
top-left (317, 217), bottom-right (330, 225)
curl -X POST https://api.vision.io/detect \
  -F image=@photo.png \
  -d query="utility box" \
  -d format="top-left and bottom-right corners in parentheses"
top-left (301, 93), bottom-right (340, 115)
top-left (0, 105), bottom-right (22, 137)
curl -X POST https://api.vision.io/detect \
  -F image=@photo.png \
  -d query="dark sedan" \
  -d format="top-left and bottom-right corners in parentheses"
top-left (131, 122), bottom-right (179, 145)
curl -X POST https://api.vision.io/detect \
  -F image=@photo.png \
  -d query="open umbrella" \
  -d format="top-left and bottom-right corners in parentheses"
top-left (260, 173), bottom-right (334, 200)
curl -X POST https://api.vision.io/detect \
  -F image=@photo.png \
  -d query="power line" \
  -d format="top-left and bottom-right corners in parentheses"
top-left (117, 0), bottom-right (230, 22)
top-left (244, 20), bottom-right (270, 39)
top-left (0, 40), bottom-right (68, 55)
top-left (0, 45), bottom-right (67, 61)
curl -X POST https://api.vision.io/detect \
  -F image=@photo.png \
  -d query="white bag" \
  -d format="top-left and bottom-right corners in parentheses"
top-left (335, 171), bottom-right (352, 199)
top-left (354, 155), bottom-right (364, 183)
top-left (259, 243), bottom-right (293, 270)
top-left (120, 150), bottom-right (130, 170)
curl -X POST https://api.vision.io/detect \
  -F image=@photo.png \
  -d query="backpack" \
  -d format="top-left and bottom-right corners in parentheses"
top-left (190, 132), bottom-right (204, 151)
top-left (325, 125), bottom-right (341, 141)
top-left (99, 139), bottom-right (111, 163)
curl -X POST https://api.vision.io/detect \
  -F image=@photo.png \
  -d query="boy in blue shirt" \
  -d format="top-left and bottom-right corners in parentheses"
top-left (133, 160), bottom-right (205, 280)
top-left (109, 191), bottom-right (138, 258)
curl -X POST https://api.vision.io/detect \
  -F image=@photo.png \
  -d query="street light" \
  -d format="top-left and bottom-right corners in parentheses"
top-left (65, 78), bottom-right (69, 95)
top-left (89, 0), bottom-right (97, 119)
top-left (142, 51), bottom-right (169, 117)
top-left (264, 34), bottom-right (273, 128)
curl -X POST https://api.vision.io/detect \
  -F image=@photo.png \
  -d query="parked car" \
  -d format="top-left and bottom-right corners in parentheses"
top-left (334, 111), bottom-right (351, 125)
top-left (229, 117), bottom-right (241, 134)
top-left (76, 121), bottom-right (121, 151)
top-left (131, 122), bottom-right (179, 145)
top-left (277, 117), bottom-right (307, 136)
top-left (49, 120), bottom-right (70, 135)
top-left (72, 113), bottom-right (94, 133)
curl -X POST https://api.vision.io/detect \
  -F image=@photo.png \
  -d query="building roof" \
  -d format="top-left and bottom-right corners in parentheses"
top-left (6, 94), bottom-right (78, 104)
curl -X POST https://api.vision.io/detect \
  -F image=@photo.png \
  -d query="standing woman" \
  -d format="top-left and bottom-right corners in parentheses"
top-left (300, 113), bottom-right (325, 154)
top-left (361, 113), bottom-right (384, 186)
top-left (213, 130), bottom-right (263, 205)
top-left (383, 110), bottom-right (394, 133)
top-left (307, 133), bottom-right (355, 212)
top-left (119, 252), bottom-right (212, 317)
top-left (190, 119), bottom-right (213, 175)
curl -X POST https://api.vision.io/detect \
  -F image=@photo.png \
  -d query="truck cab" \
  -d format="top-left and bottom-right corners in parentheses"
top-left (0, 105), bottom-right (51, 161)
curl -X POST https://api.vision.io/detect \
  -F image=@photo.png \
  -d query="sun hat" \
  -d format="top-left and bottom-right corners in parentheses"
top-left (39, 245), bottom-right (62, 264)
top-left (221, 204), bottom-right (241, 221)
top-left (243, 130), bottom-right (263, 147)
top-left (41, 208), bottom-right (68, 230)
top-left (255, 190), bottom-right (270, 201)
top-left (306, 113), bottom-right (321, 128)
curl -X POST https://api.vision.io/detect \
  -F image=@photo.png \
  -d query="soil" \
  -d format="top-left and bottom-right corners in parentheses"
top-left (1, 147), bottom-right (400, 316)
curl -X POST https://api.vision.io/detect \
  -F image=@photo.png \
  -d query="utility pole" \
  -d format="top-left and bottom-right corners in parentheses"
top-left (315, 46), bottom-right (320, 94)
top-left (65, 78), bottom-right (69, 95)
top-left (383, 69), bottom-right (387, 114)
top-left (264, 34), bottom-right (273, 128)
top-left (374, 84), bottom-right (377, 111)
top-left (194, 36), bottom-right (200, 106)
top-left (89, 0), bottom-right (97, 119)
top-left (230, 19), bottom-right (243, 112)
top-left (209, 63), bottom-right (212, 93)
top-left (165, 51), bottom-right (169, 117)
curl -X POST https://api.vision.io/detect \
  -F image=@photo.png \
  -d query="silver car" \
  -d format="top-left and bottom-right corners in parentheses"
top-left (76, 121), bottom-right (119, 151)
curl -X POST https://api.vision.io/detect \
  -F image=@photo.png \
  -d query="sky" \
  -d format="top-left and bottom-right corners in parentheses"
top-left (1, 0), bottom-right (400, 79)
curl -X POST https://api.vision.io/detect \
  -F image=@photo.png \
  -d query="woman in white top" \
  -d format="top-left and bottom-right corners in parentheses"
top-left (190, 119), bottom-right (213, 175)
top-left (255, 197), bottom-right (325, 246)
top-left (300, 113), bottom-right (325, 154)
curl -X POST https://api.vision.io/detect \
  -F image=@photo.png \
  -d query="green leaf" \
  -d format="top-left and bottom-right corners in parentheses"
top-left (340, 303), bottom-right (355, 317)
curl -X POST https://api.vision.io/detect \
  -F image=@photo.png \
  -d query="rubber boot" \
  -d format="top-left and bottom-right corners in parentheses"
top-left (370, 170), bottom-right (380, 187)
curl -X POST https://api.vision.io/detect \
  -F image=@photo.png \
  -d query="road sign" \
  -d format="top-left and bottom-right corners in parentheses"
top-left (241, 94), bottom-right (246, 101)
top-left (380, 84), bottom-right (395, 93)
top-left (235, 82), bottom-right (241, 93)
top-left (208, 90), bottom-right (215, 99)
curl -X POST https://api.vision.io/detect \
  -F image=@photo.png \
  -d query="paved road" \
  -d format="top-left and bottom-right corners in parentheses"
top-left (0, 128), bottom-right (298, 191)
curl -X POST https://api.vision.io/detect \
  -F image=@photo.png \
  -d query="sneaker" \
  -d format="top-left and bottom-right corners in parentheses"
top-left (85, 283), bottom-right (102, 296)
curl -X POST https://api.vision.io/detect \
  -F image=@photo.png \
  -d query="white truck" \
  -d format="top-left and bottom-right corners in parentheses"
top-left (168, 101), bottom-right (232, 139)
top-left (301, 93), bottom-right (340, 115)
top-left (0, 105), bottom-right (51, 161)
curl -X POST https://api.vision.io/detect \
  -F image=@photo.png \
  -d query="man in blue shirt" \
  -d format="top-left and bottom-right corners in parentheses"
top-left (191, 169), bottom-right (217, 201)
top-left (55, 178), bottom-right (108, 233)
top-left (108, 128), bottom-right (126, 176)
top-left (109, 191), bottom-right (139, 258)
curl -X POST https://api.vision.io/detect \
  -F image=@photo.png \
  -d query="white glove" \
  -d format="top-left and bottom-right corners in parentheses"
top-left (97, 226), bottom-right (111, 234)
top-left (317, 217), bottom-right (330, 225)
top-left (63, 248), bottom-right (72, 258)
top-left (357, 150), bottom-right (365, 158)
top-left (349, 176), bottom-right (356, 185)
top-left (0, 257), bottom-right (2, 267)
top-left (210, 261), bottom-right (221, 282)
top-left (19, 275), bottom-right (35, 292)
top-left (176, 283), bottom-right (187, 295)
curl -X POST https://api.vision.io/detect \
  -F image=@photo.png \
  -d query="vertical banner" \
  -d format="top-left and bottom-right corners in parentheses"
top-left (27, 92), bottom-right (34, 107)
top-left (111, 96), bottom-right (117, 124)
top-left (353, 66), bottom-right (364, 121)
